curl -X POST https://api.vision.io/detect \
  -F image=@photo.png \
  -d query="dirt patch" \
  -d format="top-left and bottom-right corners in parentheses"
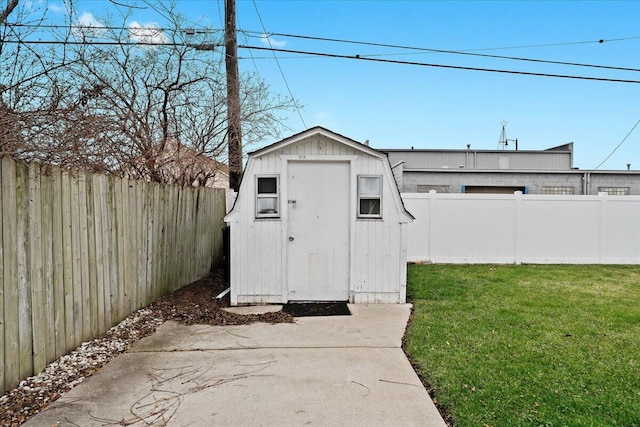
top-left (283, 302), bottom-right (351, 317)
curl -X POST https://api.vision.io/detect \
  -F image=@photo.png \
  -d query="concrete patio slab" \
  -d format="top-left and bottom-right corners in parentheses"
top-left (25, 304), bottom-right (446, 427)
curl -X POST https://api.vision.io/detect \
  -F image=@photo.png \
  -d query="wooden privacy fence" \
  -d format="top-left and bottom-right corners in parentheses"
top-left (0, 156), bottom-right (226, 395)
top-left (403, 191), bottom-right (640, 264)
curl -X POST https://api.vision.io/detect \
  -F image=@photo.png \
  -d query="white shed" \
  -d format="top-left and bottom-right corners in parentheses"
top-left (224, 127), bottom-right (414, 305)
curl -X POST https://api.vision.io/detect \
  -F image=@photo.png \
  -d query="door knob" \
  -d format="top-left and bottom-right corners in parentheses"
top-left (289, 235), bottom-right (295, 241)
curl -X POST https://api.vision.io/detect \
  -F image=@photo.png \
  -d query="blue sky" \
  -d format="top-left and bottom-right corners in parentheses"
top-left (42, 0), bottom-right (640, 170)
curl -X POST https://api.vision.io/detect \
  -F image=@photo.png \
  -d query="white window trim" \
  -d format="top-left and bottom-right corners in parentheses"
top-left (358, 175), bottom-right (382, 219)
top-left (255, 174), bottom-right (280, 218)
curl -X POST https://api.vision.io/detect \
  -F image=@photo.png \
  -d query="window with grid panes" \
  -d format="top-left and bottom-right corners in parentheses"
top-left (358, 175), bottom-right (382, 218)
top-left (543, 186), bottom-right (575, 195)
top-left (598, 187), bottom-right (629, 195)
top-left (256, 175), bottom-right (279, 218)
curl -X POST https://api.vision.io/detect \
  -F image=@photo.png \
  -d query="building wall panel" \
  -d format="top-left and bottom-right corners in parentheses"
top-left (402, 171), bottom-right (586, 194)
top-left (385, 150), bottom-right (572, 171)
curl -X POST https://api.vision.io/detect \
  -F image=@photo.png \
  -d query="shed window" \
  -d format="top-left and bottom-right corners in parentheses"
top-left (358, 175), bottom-right (382, 218)
top-left (256, 175), bottom-right (279, 218)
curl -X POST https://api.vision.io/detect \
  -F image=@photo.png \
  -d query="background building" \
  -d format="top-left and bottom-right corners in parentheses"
top-left (383, 143), bottom-right (639, 195)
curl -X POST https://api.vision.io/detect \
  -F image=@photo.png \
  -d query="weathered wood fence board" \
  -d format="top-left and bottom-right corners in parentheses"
top-left (0, 157), bottom-right (6, 395)
top-left (16, 161), bottom-right (32, 386)
top-left (0, 156), bottom-right (226, 395)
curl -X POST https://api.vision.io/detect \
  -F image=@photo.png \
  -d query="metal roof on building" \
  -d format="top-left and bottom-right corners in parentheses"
top-left (380, 143), bottom-right (575, 171)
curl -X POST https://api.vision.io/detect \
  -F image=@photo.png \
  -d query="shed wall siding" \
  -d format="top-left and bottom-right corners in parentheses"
top-left (229, 132), bottom-right (409, 304)
top-left (230, 135), bottom-right (361, 304)
top-left (230, 157), bottom-right (285, 305)
top-left (352, 153), bottom-right (405, 302)
top-left (352, 220), bottom-right (403, 303)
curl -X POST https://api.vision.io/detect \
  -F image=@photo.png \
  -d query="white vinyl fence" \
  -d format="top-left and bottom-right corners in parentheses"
top-left (402, 192), bottom-right (640, 264)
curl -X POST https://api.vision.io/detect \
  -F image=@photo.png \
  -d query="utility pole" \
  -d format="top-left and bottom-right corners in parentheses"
top-left (225, 0), bottom-right (242, 191)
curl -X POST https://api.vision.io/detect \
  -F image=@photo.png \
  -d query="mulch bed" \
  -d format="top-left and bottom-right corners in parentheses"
top-left (151, 273), bottom-right (294, 326)
top-left (0, 271), bottom-right (293, 426)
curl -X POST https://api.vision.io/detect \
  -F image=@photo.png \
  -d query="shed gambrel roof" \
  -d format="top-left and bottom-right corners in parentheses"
top-left (226, 126), bottom-right (413, 222)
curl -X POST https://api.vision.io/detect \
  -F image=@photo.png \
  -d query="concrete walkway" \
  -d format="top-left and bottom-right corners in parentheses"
top-left (26, 304), bottom-right (446, 426)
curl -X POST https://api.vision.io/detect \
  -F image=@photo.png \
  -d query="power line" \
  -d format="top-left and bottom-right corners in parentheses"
top-left (593, 119), bottom-right (640, 170)
top-left (463, 36), bottom-right (640, 52)
top-left (241, 31), bottom-right (640, 73)
top-left (239, 45), bottom-right (640, 84)
top-left (235, 8), bottom-right (261, 75)
top-left (251, 0), bottom-right (306, 128)
top-left (8, 22), bottom-right (639, 72)
top-left (0, 39), bottom-right (222, 48)
top-left (11, 21), bottom-right (639, 53)
top-left (4, 38), bottom-right (639, 84)
top-left (5, 22), bottom-right (221, 34)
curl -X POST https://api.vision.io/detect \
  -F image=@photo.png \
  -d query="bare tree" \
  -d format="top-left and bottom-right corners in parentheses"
top-left (1, 0), bottom-right (87, 163)
top-left (1, 0), bottom-right (48, 155)
top-left (0, 0), bottom-right (19, 26)
top-left (1, 0), bottom-right (297, 186)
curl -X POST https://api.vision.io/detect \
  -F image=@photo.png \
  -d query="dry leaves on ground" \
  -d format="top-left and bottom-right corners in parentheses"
top-left (0, 272), bottom-right (293, 426)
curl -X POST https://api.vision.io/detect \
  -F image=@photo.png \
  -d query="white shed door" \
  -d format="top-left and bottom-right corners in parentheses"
top-left (287, 161), bottom-right (350, 301)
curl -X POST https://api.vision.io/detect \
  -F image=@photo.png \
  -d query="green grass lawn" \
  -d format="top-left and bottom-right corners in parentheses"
top-left (404, 264), bottom-right (640, 427)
